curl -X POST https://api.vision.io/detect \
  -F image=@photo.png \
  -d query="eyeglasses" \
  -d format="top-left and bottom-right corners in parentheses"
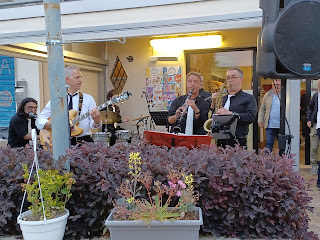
top-left (226, 76), bottom-right (241, 81)
top-left (27, 106), bottom-right (37, 110)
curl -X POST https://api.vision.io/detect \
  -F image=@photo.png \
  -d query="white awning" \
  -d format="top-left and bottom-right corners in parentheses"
top-left (0, 0), bottom-right (262, 45)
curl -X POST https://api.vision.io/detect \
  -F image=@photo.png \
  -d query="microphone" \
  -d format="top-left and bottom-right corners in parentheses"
top-left (29, 112), bottom-right (37, 119)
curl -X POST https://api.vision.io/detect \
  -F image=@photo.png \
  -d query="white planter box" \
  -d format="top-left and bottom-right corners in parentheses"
top-left (105, 207), bottom-right (203, 240)
top-left (17, 209), bottom-right (69, 240)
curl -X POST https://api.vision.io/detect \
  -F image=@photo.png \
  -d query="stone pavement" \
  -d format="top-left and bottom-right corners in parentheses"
top-left (1, 165), bottom-right (319, 240)
top-left (299, 165), bottom-right (320, 237)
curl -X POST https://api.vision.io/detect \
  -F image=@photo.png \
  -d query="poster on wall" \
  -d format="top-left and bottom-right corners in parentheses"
top-left (0, 56), bottom-right (15, 128)
top-left (146, 66), bottom-right (181, 111)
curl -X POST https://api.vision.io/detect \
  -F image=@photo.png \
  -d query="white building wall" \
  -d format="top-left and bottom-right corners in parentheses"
top-left (15, 58), bottom-right (40, 115)
top-left (106, 38), bottom-right (166, 132)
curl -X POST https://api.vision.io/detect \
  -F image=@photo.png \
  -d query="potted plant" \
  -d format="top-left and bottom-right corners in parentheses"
top-left (17, 164), bottom-right (75, 240)
top-left (105, 152), bottom-right (203, 240)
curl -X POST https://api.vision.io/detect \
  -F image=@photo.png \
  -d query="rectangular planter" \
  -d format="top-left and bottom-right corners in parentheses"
top-left (105, 207), bottom-right (203, 240)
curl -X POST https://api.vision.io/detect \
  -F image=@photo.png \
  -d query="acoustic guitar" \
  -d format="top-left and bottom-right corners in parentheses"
top-left (40, 91), bottom-right (132, 148)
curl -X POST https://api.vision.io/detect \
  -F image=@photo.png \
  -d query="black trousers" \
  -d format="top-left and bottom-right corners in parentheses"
top-left (217, 136), bottom-right (247, 148)
top-left (70, 135), bottom-right (94, 146)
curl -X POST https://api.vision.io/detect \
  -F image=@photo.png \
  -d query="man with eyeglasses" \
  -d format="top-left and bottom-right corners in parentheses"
top-left (258, 79), bottom-right (281, 153)
top-left (213, 67), bottom-right (257, 147)
top-left (8, 97), bottom-right (39, 147)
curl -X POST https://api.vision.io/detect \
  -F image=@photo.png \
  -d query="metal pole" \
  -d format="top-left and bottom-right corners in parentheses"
top-left (44, 0), bottom-right (70, 171)
top-left (305, 79), bottom-right (311, 165)
top-left (278, 79), bottom-right (287, 156)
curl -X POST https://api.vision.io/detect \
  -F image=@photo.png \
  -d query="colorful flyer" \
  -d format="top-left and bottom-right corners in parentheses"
top-left (146, 66), bottom-right (181, 111)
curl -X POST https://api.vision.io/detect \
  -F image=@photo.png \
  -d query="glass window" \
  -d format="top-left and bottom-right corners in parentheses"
top-left (189, 50), bottom-right (253, 93)
top-left (188, 49), bottom-right (255, 150)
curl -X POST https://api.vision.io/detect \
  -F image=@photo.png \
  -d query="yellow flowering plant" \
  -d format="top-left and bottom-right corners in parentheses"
top-left (113, 152), bottom-right (199, 225)
top-left (21, 164), bottom-right (76, 220)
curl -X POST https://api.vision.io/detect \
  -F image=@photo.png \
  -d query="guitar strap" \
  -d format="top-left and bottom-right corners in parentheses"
top-left (79, 92), bottom-right (83, 114)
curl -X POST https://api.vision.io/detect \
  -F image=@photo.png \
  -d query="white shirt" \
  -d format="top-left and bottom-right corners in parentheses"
top-left (224, 94), bottom-right (234, 110)
top-left (112, 105), bottom-right (117, 128)
top-left (36, 92), bottom-right (100, 136)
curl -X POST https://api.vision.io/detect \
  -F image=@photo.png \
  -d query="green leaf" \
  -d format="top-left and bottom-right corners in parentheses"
top-left (155, 195), bottom-right (159, 206)
top-left (61, 188), bottom-right (68, 194)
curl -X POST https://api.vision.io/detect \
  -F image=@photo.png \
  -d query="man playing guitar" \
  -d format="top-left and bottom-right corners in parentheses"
top-left (36, 65), bottom-right (101, 145)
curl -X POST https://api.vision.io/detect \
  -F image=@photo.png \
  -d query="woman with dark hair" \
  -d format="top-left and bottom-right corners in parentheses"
top-left (8, 97), bottom-right (38, 147)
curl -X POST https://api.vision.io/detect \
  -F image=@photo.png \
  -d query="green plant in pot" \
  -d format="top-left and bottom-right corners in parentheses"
top-left (105, 152), bottom-right (203, 240)
top-left (17, 164), bottom-right (75, 240)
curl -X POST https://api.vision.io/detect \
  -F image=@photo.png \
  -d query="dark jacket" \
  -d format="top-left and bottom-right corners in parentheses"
top-left (307, 92), bottom-right (318, 126)
top-left (221, 90), bottom-right (257, 137)
top-left (168, 94), bottom-right (209, 135)
top-left (198, 88), bottom-right (212, 106)
top-left (8, 113), bottom-right (36, 147)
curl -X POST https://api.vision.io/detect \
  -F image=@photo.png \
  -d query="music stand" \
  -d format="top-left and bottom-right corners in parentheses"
top-left (144, 131), bottom-right (211, 149)
top-left (149, 111), bottom-right (168, 126)
top-left (211, 114), bottom-right (238, 139)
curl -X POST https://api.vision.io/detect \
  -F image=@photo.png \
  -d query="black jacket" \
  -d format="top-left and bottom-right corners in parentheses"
top-left (8, 113), bottom-right (37, 148)
top-left (168, 94), bottom-right (209, 135)
top-left (221, 90), bottom-right (257, 137)
top-left (307, 92), bottom-right (318, 126)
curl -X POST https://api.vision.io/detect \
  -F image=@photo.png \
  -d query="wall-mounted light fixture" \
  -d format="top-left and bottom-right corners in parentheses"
top-left (150, 35), bottom-right (223, 57)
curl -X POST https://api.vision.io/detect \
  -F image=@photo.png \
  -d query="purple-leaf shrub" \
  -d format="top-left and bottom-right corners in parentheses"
top-left (0, 142), bottom-right (317, 240)
top-left (0, 145), bottom-right (61, 236)
top-left (194, 145), bottom-right (317, 239)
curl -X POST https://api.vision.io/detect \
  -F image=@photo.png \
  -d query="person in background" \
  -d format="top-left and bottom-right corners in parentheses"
top-left (8, 97), bottom-right (38, 147)
top-left (168, 72), bottom-right (209, 135)
top-left (258, 79), bottom-right (281, 153)
top-left (36, 65), bottom-right (101, 145)
top-left (300, 89), bottom-right (307, 146)
top-left (101, 89), bottom-right (130, 146)
top-left (307, 79), bottom-right (320, 178)
top-left (198, 74), bottom-right (212, 106)
top-left (212, 68), bottom-right (257, 147)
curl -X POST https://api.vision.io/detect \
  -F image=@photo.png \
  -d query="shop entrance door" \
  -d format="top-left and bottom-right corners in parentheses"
top-left (186, 49), bottom-right (258, 151)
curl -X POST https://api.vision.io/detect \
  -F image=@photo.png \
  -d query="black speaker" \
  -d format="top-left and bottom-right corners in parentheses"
top-left (257, 0), bottom-right (320, 79)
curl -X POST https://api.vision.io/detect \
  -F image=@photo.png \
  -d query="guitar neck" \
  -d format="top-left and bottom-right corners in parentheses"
top-left (71, 91), bottom-right (131, 125)
top-left (73, 100), bottom-right (111, 124)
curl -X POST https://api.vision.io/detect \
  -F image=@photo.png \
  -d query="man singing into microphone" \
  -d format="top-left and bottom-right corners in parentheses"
top-left (8, 97), bottom-right (39, 148)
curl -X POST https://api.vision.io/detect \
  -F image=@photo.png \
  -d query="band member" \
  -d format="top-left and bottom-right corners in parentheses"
top-left (198, 74), bottom-right (212, 106)
top-left (213, 68), bottom-right (257, 147)
top-left (168, 72), bottom-right (209, 135)
top-left (101, 89), bottom-right (130, 146)
top-left (36, 65), bottom-right (101, 145)
top-left (8, 97), bottom-right (38, 148)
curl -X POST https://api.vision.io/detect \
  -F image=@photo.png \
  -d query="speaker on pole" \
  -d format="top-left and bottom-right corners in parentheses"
top-left (257, 0), bottom-right (320, 79)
